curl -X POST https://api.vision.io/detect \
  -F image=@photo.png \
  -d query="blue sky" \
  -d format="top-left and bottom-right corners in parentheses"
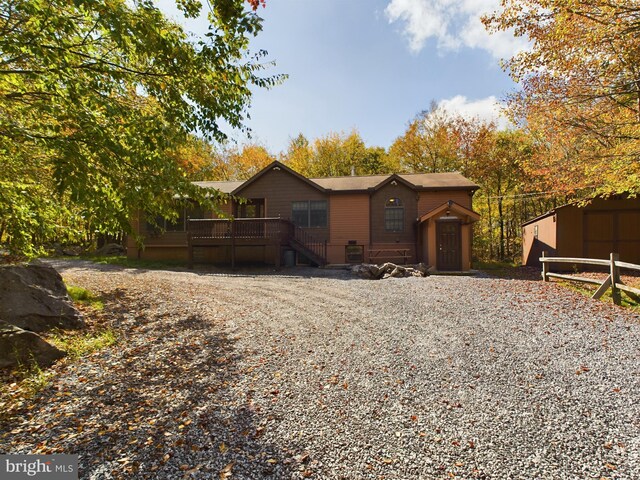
top-left (158, 0), bottom-right (527, 154)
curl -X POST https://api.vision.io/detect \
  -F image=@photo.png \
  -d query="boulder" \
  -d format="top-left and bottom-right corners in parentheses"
top-left (351, 262), bottom-right (430, 280)
top-left (0, 321), bottom-right (66, 368)
top-left (0, 264), bottom-right (84, 332)
top-left (95, 243), bottom-right (125, 256)
top-left (62, 246), bottom-right (82, 256)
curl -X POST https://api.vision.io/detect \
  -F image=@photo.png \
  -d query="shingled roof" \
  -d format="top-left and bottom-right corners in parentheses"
top-left (192, 180), bottom-right (243, 194)
top-left (312, 172), bottom-right (478, 191)
top-left (192, 162), bottom-right (479, 193)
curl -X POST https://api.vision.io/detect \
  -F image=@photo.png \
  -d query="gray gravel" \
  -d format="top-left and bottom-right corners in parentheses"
top-left (2, 260), bottom-right (639, 479)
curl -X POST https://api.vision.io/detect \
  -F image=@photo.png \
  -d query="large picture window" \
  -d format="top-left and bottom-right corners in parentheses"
top-left (145, 202), bottom-right (205, 233)
top-left (385, 197), bottom-right (404, 232)
top-left (291, 200), bottom-right (328, 228)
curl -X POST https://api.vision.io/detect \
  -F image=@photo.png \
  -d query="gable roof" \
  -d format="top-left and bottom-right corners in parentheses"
top-left (232, 161), bottom-right (326, 195)
top-left (193, 162), bottom-right (479, 194)
top-left (399, 172), bottom-right (479, 190)
top-left (312, 171), bottom-right (479, 192)
top-left (418, 200), bottom-right (481, 224)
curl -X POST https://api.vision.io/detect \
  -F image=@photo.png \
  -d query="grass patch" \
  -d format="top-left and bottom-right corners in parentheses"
top-left (474, 259), bottom-right (529, 278)
top-left (47, 328), bottom-right (118, 360)
top-left (1, 284), bottom-right (118, 417)
top-left (474, 259), bottom-right (520, 271)
top-left (0, 361), bottom-right (55, 418)
top-left (84, 254), bottom-right (185, 270)
top-left (558, 279), bottom-right (640, 312)
top-left (0, 328), bottom-right (118, 417)
top-left (66, 285), bottom-right (104, 310)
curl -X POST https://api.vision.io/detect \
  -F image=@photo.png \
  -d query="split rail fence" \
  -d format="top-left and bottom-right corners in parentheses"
top-left (540, 252), bottom-right (640, 305)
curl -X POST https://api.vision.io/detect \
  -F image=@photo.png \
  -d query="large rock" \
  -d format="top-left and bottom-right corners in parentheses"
top-left (0, 321), bottom-right (66, 368)
top-left (0, 264), bottom-right (84, 332)
top-left (351, 262), bottom-right (430, 279)
top-left (95, 243), bottom-right (125, 256)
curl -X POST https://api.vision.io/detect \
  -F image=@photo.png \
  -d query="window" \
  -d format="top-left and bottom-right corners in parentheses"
top-left (291, 200), bottom-right (328, 228)
top-left (385, 197), bottom-right (404, 232)
top-left (145, 202), bottom-right (205, 233)
top-left (292, 201), bottom-right (309, 227)
top-left (310, 200), bottom-right (328, 227)
top-left (165, 208), bottom-right (186, 232)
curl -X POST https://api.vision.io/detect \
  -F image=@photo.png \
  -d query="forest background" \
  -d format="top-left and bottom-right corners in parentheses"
top-left (1, 0), bottom-right (638, 262)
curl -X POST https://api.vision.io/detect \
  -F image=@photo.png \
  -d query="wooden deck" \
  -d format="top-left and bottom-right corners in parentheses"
top-left (187, 218), bottom-right (327, 268)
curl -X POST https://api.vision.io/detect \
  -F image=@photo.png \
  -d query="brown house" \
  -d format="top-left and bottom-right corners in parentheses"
top-left (128, 161), bottom-right (480, 271)
top-left (522, 196), bottom-right (640, 267)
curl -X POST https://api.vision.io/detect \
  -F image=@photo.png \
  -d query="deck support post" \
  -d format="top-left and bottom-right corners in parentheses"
top-left (541, 251), bottom-right (548, 281)
top-left (231, 221), bottom-right (236, 270)
top-left (275, 242), bottom-right (281, 270)
top-left (610, 252), bottom-right (621, 305)
top-left (187, 231), bottom-right (193, 269)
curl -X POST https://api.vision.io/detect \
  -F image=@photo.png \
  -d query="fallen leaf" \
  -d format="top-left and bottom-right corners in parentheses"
top-left (218, 462), bottom-right (233, 479)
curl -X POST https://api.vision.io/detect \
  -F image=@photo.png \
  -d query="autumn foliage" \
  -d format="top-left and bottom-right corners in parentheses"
top-left (484, 0), bottom-right (640, 197)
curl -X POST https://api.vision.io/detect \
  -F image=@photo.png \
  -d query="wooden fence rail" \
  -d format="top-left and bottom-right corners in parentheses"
top-left (540, 252), bottom-right (640, 305)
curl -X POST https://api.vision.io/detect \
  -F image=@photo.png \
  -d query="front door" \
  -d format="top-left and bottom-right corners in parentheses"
top-left (436, 220), bottom-right (461, 271)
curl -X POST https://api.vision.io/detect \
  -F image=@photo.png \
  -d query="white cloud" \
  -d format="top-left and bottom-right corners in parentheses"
top-left (436, 95), bottom-right (511, 128)
top-left (385, 0), bottom-right (529, 60)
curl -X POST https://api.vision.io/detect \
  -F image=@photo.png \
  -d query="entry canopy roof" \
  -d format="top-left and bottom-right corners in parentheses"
top-left (418, 200), bottom-right (481, 224)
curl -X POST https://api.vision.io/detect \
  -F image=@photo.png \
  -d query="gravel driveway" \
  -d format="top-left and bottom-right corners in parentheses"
top-left (2, 261), bottom-right (640, 479)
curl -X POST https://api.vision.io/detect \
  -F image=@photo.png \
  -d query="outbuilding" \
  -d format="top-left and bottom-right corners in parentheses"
top-left (522, 196), bottom-right (640, 267)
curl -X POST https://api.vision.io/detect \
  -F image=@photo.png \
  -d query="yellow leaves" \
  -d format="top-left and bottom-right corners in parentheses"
top-left (486, 0), bottom-right (640, 197)
top-left (219, 442), bottom-right (228, 454)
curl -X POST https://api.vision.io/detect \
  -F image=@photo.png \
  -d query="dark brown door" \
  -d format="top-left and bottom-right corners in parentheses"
top-left (437, 221), bottom-right (461, 271)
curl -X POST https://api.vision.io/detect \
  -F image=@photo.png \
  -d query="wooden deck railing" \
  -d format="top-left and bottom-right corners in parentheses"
top-left (188, 218), bottom-right (287, 241)
top-left (187, 217), bottom-right (327, 266)
top-left (540, 252), bottom-right (640, 305)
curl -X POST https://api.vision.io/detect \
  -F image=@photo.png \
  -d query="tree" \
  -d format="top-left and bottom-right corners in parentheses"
top-left (468, 128), bottom-right (533, 260)
top-left (226, 142), bottom-right (275, 180)
top-left (281, 133), bottom-right (314, 175)
top-left (282, 130), bottom-right (395, 177)
top-left (389, 103), bottom-right (461, 173)
top-left (0, 0), bottom-right (281, 255)
top-left (484, 0), bottom-right (640, 197)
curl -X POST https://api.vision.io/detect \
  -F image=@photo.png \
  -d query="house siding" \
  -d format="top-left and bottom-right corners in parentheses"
top-left (370, 182), bottom-right (418, 245)
top-left (327, 193), bottom-right (369, 264)
top-left (522, 214), bottom-right (557, 267)
top-left (417, 191), bottom-right (472, 215)
top-left (237, 167), bottom-right (329, 242)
